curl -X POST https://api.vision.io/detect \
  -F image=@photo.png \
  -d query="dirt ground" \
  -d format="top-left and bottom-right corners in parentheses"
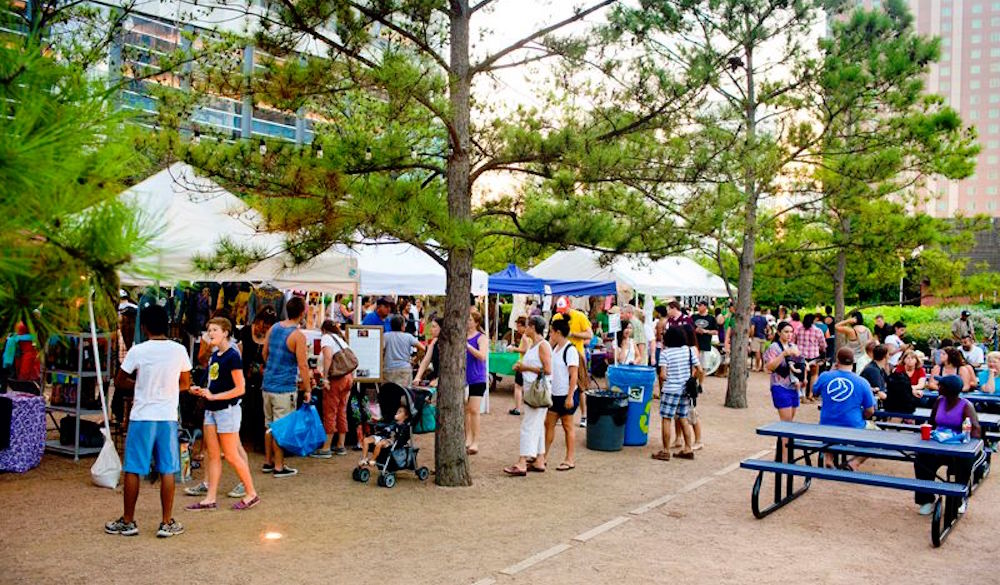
top-left (2, 371), bottom-right (998, 585)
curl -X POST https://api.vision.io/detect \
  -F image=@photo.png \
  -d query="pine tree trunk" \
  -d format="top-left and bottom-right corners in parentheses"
top-left (435, 0), bottom-right (473, 487)
top-left (724, 42), bottom-right (758, 410)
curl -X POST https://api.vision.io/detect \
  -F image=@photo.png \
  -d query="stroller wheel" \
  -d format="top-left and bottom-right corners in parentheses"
top-left (357, 467), bottom-right (371, 483)
top-left (381, 473), bottom-right (396, 488)
top-left (416, 466), bottom-right (430, 481)
top-left (351, 468), bottom-right (360, 482)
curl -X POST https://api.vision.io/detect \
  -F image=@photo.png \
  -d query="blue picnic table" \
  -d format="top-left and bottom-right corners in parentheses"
top-left (920, 390), bottom-right (1000, 408)
top-left (742, 421), bottom-right (985, 547)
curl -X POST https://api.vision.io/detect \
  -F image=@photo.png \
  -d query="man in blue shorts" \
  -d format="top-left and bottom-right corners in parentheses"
top-left (105, 304), bottom-right (192, 538)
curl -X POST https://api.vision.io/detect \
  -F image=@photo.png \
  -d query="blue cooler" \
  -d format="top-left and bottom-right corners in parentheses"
top-left (606, 365), bottom-right (656, 446)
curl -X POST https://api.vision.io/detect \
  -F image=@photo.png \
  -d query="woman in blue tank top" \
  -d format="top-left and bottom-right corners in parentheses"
top-left (465, 309), bottom-right (489, 455)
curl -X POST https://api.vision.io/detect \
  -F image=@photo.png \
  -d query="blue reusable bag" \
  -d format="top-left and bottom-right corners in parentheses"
top-left (269, 404), bottom-right (326, 456)
top-left (931, 428), bottom-right (969, 444)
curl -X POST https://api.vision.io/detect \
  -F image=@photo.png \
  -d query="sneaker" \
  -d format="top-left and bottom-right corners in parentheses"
top-left (309, 449), bottom-right (333, 459)
top-left (272, 466), bottom-right (298, 478)
top-left (578, 417), bottom-right (587, 428)
top-left (959, 499), bottom-right (968, 515)
top-left (918, 503), bottom-right (935, 516)
top-left (333, 447), bottom-right (348, 456)
top-left (227, 483), bottom-right (246, 499)
top-left (156, 519), bottom-right (185, 538)
top-left (184, 482), bottom-right (208, 497)
top-left (508, 408), bottom-right (521, 416)
top-left (261, 463), bottom-right (275, 473)
top-left (105, 517), bottom-right (138, 536)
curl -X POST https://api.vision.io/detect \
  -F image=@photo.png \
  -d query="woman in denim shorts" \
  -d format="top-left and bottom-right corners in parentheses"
top-left (187, 318), bottom-right (259, 511)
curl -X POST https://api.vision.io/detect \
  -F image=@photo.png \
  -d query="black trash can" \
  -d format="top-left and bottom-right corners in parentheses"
top-left (585, 390), bottom-right (629, 451)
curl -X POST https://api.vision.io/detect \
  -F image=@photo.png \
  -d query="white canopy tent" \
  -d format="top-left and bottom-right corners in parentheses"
top-left (527, 249), bottom-right (733, 299)
top-left (117, 163), bottom-right (358, 291)
top-left (333, 240), bottom-right (489, 296)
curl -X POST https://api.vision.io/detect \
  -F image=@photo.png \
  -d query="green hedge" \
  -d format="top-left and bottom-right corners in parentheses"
top-left (859, 306), bottom-right (939, 325)
top-left (903, 322), bottom-right (952, 354)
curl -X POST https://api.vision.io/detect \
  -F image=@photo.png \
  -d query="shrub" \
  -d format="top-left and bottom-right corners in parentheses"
top-left (903, 322), bottom-right (952, 354)
top-left (859, 306), bottom-right (939, 325)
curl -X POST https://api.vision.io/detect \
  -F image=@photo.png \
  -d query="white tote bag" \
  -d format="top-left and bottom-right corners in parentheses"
top-left (91, 428), bottom-right (121, 489)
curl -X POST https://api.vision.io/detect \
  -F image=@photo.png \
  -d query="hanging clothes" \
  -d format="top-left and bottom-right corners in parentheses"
top-left (248, 284), bottom-right (286, 322)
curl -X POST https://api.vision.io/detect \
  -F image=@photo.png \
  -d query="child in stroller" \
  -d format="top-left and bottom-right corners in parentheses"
top-left (352, 383), bottom-right (432, 488)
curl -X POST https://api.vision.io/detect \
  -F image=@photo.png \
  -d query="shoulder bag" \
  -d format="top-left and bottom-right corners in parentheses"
top-left (684, 347), bottom-right (703, 406)
top-left (327, 335), bottom-right (359, 378)
top-left (522, 343), bottom-right (553, 409)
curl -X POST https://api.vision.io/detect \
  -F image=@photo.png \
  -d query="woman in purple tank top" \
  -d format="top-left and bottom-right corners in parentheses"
top-left (913, 375), bottom-right (981, 516)
top-left (465, 309), bottom-right (489, 455)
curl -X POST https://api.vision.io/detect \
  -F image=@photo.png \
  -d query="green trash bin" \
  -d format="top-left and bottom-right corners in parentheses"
top-left (585, 390), bottom-right (629, 451)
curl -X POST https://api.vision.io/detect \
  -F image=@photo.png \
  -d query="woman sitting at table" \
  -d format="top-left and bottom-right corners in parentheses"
top-left (913, 375), bottom-right (981, 516)
top-left (978, 351), bottom-right (1000, 393)
top-left (894, 350), bottom-right (927, 397)
top-left (926, 348), bottom-right (978, 392)
top-left (616, 321), bottom-right (640, 365)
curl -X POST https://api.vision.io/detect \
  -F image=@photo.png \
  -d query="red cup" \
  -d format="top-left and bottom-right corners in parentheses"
top-left (920, 424), bottom-right (932, 440)
top-left (313, 338), bottom-right (321, 355)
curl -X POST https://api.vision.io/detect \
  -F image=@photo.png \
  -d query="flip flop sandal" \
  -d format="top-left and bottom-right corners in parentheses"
top-left (502, 466), bottom-right (527, 476)
top-left (527, 465), bottom-right (546, 473)
top-left (466, 447), bottom-right (479, 455)
top-left (651, 451), bottom-right (672, 461)
top-left (556, 463), bottom-right (575, 471)
top-left (185, 501), bottom-right (218, 511)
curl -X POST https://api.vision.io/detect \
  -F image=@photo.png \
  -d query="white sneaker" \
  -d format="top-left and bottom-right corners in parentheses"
top-left (918, 503), bottom-right (934, 516)
top-left (958, 499), bottom-right (968, 515)
top-left (578, 417), bottom-right (587, 428)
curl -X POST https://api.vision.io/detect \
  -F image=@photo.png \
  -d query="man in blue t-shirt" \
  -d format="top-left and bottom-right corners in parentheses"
top-left (816, 348), bottom-right (876, 430)
top-left (362, 297), bottom-right (393, 331)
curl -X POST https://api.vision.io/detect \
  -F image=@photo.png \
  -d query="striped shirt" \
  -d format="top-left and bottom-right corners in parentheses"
top-left (794, 326), bottom-right (827, 360)
top-left (658, 346), bottom-right (699, 395)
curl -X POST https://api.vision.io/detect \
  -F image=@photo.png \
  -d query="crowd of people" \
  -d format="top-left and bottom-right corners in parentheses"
top-left (101, 282), bottom-right (1000, 536)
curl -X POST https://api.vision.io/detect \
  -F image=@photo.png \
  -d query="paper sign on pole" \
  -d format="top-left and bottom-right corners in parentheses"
top-left (608, 313), bottom-right (621, 334)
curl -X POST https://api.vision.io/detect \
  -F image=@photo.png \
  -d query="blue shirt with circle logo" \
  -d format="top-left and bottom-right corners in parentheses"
top-left (816, 370), bottom-right (875, 429)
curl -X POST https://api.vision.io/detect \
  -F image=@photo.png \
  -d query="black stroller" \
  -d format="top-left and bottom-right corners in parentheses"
top-left (351, 383), bottom-right (434, 488)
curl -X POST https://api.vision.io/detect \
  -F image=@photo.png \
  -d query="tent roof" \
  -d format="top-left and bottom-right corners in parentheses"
top-left (528, 249), bottom-right (733, 298)
top-left (119, 164), bottom-right (488, 296)
top-left (488, 263), bottom-right (617, 296)
top-left (336, 240), bottom-right (488, 296)
top-left (118, 163), bottom-right (357, 291)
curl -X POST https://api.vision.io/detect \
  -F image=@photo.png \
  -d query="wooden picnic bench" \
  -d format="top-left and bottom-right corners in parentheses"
top-left (741, 421), bottom-right (983, 547)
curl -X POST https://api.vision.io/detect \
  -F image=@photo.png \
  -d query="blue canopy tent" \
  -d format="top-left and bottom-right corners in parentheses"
top-left (488, 263), bottom-right (617, 296)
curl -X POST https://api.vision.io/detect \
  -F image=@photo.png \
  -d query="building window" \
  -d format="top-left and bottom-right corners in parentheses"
top-left (937, 200), bottom-right (948, 211)
top-left (943, 53), bottom-right (952, 62)
top-left (992, 16), bottom-right (1000, 25)
top-left (989, 124), bottom-right (1000, 134)
top-left (992, 63), bottom-right (1000, 72)
top-left (973, 3), bottom-right (984, 13)
top-left (993, 1), bottom-right (1000, 10)
top-left (942, 22), bottom-right (952, 32)
top-left (990, 169), bottom-right (1000, 179)
top-left (972, 50), bottom-right (983, 59)
top-left (992, 48), bottom-right (1000, 58)
top-left (972, 95), bottom-right (983, 105)
top-left (992, 78), bottom-right (1000, 88)
top-left (972, 80), bottom-right (982, 89)
top-left (940, 66), bottom-right (951, 76)
top-left (967, 201), bottom-right (977, 211)
top-left (970, 110), bottom-right (981, 120)
top-left (990, 109), bottom-right (1000, 118)
top-left (989, 201), bottom-right (999, 211)
top-left (989, 155), bottom-right (1000, 164)
top-left (990, 140), bottom-right (1000, 148)
top-left (940, 82), bottom-right (951, 92)
top-left (972, 19), bottom-right (983, 29)
top-left (971, 35), bottom-right (983, 44)
top-left (969, 186), bottom-right (978, 196)
top-left (972, 65), bottom-right (982, 74)
top-left (992, 32), bottom-right (1000, 42)
top-left (943, 7), bottom-right (952, 16)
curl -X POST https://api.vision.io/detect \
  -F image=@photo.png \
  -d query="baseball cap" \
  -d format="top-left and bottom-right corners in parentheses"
top-left (836, 348), bottom-right (855, 366)
top-left (696, 300), bottom-right (708, 307)
top-left (934, 375), bottom-right (964, 395)
top-left (961, 310), bottom-right (971, 317)
top-left (555, 297), bottom-right (570, 313)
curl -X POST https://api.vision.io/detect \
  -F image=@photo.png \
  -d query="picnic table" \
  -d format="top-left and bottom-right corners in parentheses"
top-left (741, 421), bottom-right (985, 547)
top-left (920, 390), bottom-right (1000, 409)
top-left (875, 408), bottom-right (1000, 430)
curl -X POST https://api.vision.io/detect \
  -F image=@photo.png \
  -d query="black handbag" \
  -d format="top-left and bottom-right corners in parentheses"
top-left (684, 348), bottom-right (703, 406)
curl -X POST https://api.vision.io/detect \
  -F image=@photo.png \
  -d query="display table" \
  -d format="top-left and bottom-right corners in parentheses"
top-left (0, 392), bottom-right (45, 473)
top-left (489, 351), bottom-right (519, 376)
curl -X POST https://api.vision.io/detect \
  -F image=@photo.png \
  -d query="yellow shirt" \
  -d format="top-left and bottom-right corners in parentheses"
top-left (565, 309), bottom-right (591, 357)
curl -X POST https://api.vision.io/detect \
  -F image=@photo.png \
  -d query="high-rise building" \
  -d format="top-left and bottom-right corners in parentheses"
top-left (852, 0), bottom-right (1000, 218)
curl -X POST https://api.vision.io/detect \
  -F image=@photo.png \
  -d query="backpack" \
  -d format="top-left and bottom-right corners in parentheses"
top-left (884, 371), bottom-right (917, 414)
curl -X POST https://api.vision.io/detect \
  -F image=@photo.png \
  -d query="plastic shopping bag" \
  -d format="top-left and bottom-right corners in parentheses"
top-left (90, 429), bottom-right (121, 489)
top-left (269, 404), bottom-right (326, 457)
top-left (931, 428), bottom-right (969, 444)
